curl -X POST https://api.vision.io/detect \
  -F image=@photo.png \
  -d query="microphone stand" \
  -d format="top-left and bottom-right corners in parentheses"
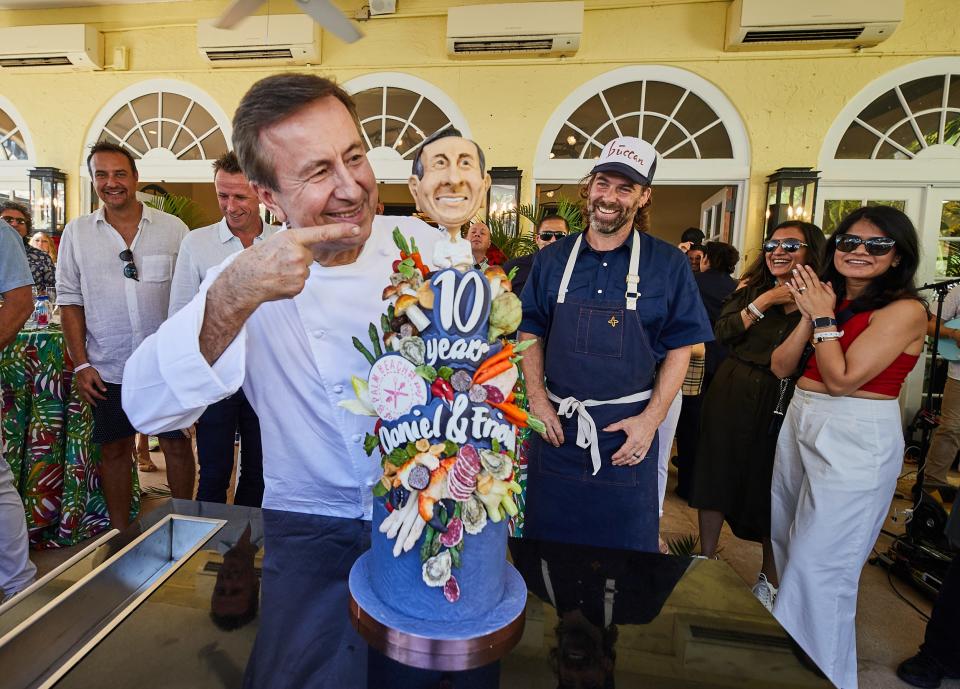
top-left (914, 277), bottom-right (960, 502)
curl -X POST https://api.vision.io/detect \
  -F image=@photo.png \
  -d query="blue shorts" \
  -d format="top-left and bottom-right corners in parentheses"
top-left (91, 382), bottom-right (187, 445)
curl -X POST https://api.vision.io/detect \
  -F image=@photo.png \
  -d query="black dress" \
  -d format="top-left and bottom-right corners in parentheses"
top-left (689, 285), bottom-right (801, 542)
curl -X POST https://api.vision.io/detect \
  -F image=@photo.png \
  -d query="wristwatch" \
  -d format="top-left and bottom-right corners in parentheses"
top-left (812, 316), bottom-right (837, 329)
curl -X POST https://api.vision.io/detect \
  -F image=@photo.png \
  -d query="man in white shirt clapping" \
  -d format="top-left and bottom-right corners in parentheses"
top-left (169, 151), bottom-right (278, 507)
top-left (57, 142), bottom-right (196, 530)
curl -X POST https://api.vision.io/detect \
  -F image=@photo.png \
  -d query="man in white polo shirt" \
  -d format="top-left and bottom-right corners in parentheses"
top-left (169, 151), bottom-right (277, 507)
top-left (57, 141), bottom-right (196, 530)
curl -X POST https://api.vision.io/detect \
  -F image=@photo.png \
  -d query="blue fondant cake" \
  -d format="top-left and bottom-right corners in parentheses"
top-left (369, 498), bottom-right (508, 620)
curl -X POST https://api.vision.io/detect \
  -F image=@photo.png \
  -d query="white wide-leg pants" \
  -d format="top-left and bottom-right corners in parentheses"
top-left (657, 390), bottom-right (683, 517)
top-left (0, 455), bottom-right (36, 601)
top-left (771, 388), bottom-right (902, 689)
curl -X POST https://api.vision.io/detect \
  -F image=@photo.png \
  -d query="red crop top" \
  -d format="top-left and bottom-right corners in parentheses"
top-left (803, 303), bottom-right (919, 397)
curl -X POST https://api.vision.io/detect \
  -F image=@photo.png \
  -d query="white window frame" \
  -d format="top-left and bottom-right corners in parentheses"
top-left (80, 79), bottom-right (232, 194)
top-left (819, 57), bottom-right (960, 184)
top-left (534, 65), bottom-right (751, 250)
top-left (342, 73), bottom-right (472, 183)
top-left (0, 95), bottom-right (36, 197)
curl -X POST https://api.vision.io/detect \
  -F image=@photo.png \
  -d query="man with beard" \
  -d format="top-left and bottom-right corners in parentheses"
top-left (517, 136), bottom-right (712, 552)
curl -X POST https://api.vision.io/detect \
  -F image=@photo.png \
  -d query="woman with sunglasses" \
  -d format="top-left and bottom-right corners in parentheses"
top-left (690, 221), bottom-right (825, 611)
top-left (769, 206), bottom-right (927, 689)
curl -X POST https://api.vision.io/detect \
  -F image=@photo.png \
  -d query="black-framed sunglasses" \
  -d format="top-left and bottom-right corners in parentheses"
top-left (538, 231), bottom-right (565, 241)
top-left (119, 249), bottom-right (139, 281)
top-left (833, 233), bottom-right (897, 256)
top-left (1, 215), bottom-right (27, 226)
top-left (762, 238), bottom-right (808, 253)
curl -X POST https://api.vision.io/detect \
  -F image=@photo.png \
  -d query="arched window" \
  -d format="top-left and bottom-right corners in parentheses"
top-left (97, 91), bottom-right (228, 162)
top-left (536, 66), bottom-right (750, 183)
top-left (0, 97), bottom-right (36, 199)
top-left (0, 108), bottom-right (28, 161)
top-left (549, 81), bottom-right (732, 162)
top-left (834, 73), bottom-right (960, 160)
top-left (83, 80), bottom-right (231, 183)
top-left (343, 73), bottom-right (471, 182)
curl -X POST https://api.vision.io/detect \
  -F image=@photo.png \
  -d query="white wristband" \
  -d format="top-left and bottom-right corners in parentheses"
top-left (813, 330), bottom-right (843, 343)
top-left (747, 302), bottom-right (765, 320)
top-left (74, 362), bottom-right (92, 373)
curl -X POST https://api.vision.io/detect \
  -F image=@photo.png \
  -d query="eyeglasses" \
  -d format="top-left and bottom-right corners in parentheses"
top-left (119, 249), bottom-right (139, 281)
top-left (1, 215), bottom-right (27, 226)
top-left (833, 233), bottom-right (896, 256)
top-left (762, 238), bottom-right (808, 253)
top-left (538, 231), bottom-right (565, 241)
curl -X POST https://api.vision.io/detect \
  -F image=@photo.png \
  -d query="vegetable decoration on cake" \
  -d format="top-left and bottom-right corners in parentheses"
top-left (340, 226), bottom-right (544, 603)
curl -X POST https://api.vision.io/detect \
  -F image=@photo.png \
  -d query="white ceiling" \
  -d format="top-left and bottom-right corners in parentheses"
top-left (0, 0), bottom-right (184, 8)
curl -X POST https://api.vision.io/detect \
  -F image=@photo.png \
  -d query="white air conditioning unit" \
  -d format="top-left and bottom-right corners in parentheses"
top-left (0, 24), bottom-right (103, 70)
top-left (197, 14), bottom-right (319, 66)
top-left (447, 2), bottom-right (582, 58)
top-left (725, 0), bottom-right (903, 51)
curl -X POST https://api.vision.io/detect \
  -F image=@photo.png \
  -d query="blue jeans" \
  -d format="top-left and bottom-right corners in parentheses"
top-left (195, 389), bottom-right (263, 507)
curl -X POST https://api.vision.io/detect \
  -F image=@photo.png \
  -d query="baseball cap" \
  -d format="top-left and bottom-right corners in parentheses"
top-left (590, 136), bottom-right (658, 186)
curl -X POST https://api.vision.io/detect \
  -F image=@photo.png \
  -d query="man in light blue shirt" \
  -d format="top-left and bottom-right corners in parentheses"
top-left (0, 219), bottom-right (38, 600)
top-left (169, 151), bottom-right (278, 507)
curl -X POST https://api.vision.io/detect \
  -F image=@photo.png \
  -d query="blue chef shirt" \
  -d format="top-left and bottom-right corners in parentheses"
top-left (519, 230), bottom-right (714, 361)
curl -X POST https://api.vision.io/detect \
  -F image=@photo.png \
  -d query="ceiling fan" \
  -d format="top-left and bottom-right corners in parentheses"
top-left (215, 0), bottom-right (363, 43)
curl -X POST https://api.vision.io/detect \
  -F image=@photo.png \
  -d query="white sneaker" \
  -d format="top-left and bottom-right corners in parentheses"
top-left (751, 573), bottom-right (777, 612)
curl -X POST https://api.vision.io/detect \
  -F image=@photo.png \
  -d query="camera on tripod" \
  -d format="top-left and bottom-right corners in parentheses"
top-left (913, 408), bottom-right (940, 431)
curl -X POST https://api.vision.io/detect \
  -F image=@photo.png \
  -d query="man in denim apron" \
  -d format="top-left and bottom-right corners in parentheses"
top-left (518, 137), bottom-right (713, 552)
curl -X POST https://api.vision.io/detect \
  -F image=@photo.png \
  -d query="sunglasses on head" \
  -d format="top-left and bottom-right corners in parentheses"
top-left (1, 215), bottom-right (26, 226)
top-left (119, 249), bottom-right (139, 281)
top-left (762, 238), bottom-right (808, 253)
top-left (538, 231), bottom-right (565, 241)
top-left (833, 233), bottom-right (896, 256)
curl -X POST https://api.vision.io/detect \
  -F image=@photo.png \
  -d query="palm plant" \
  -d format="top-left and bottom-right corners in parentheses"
top-left (144, 193), bottom-right (205, 230)
top-left (518, 196), bottom-right (586, 236)
top-left (486, 214), bottom-right (537, 260)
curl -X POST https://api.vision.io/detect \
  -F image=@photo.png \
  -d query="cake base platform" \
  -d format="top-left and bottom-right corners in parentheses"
top-left (348, 550), bottom-right (527, 671)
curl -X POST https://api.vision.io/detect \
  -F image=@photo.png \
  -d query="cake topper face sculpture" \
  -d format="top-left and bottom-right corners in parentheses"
top-left (409, 132), bottom-right (491, 270)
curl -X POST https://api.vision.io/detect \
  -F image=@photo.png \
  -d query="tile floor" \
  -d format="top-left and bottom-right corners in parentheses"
top-left (27, 452), bottom-right (958, 689)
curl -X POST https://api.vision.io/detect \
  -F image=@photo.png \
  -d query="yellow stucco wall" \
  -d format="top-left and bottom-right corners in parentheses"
top-left (1, 0), bottom-right (958, 249)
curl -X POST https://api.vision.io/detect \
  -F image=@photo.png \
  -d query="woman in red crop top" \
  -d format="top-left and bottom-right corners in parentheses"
top-left (767, 205), bottom-right (928, 689)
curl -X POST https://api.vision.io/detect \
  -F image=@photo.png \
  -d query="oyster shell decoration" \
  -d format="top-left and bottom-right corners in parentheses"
top-left (422, 549), bottom-right (453, 587)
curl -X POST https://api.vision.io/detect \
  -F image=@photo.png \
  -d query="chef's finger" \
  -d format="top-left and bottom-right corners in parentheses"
top-left (288, 223), bottom-right (363, 249)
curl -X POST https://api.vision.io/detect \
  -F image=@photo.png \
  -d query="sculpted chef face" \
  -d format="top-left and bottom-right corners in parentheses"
top-left (408, 134), bottom-right (491, 229)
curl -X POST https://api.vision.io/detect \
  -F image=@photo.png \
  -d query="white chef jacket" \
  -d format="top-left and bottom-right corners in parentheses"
top-left (122, 216), bottom-right (441, 519)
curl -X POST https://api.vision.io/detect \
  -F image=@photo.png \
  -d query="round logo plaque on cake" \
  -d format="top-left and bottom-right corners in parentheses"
top-left (367, 355), bottom-right (428, 421)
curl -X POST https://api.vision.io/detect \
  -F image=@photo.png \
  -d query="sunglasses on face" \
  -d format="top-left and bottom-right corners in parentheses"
top-left (762, 238), bottom-right (808, 253)
top-left (538, 231), bottom-right (565, 241)
top-left (1, 215), bottom-right (26, 226)
top-left (833, 233), bottom-right (896, 256)
top-left (119, 249), bottom-right (139, 281)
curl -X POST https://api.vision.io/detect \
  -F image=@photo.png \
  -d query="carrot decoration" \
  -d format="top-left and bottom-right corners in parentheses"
top-left (473, 339), bottom-right (534, 382)
top-left (473, 360), bottom-right (513, 385)
top-left (409, 237), bottom-right (430, 278)
top-left (489, 400), bottom-right (547, 434)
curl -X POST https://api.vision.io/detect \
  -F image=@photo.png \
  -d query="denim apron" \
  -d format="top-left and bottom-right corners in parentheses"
top-left (524, 231), bottom-right (660, 552)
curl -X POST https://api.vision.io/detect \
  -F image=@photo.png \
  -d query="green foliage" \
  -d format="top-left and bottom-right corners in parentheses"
top-left (486, 214), bottom-right (537, 260)
top-left (144, 193), bottom-right (205, 230)
top-left (666, 533), bottom-right (700, 557)
top-left (519, 196), bottom-right (586, 236)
